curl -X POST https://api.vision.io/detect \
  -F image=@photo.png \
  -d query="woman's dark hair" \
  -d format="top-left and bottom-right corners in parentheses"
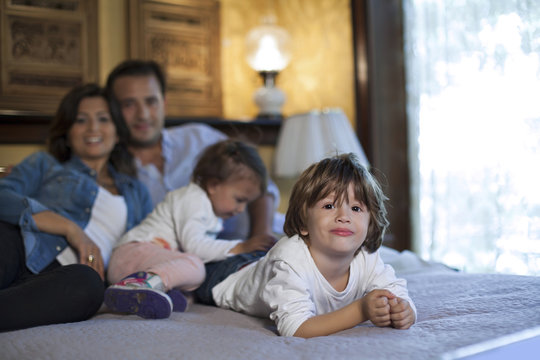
top-left (105, 59), bottom-right (166, 96)
top-left (283, 153), bottom-right (389, 254)
top-left (192, 139), bottom-right (268, 196)
top-left (47, 83), bottom-right (136, 176)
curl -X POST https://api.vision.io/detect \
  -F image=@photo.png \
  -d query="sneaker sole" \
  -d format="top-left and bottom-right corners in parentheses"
top-left (104, 286), bottom-right (172, 319)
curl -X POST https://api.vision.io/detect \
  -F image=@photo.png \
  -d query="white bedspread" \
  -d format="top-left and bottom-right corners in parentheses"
top-left (1, 249), bottom-right (539, 360)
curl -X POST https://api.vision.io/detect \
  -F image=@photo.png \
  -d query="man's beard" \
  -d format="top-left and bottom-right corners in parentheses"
top-left (128, 133), bottom-right (161, 148)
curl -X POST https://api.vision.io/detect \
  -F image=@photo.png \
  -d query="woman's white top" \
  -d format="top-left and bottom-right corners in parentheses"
top-left (57, 186), bottom-right (127, 267)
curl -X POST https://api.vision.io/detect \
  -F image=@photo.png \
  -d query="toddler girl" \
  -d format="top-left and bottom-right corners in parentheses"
top-left (104, 139), bottom-right (275, 319)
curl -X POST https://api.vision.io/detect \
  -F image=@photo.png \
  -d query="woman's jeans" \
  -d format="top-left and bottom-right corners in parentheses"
top-left (0, 221), bottom-right (104, 332)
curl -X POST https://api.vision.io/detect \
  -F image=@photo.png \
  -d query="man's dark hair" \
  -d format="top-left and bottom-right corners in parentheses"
top-left (106, 59), bottom-right (166, 95)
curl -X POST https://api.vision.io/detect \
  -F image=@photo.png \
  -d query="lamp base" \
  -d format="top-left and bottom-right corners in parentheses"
top-left (253, 85), bottom-right (285, 118)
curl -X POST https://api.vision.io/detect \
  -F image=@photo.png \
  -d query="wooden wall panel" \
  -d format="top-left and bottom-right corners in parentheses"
top-left (128, 0), bottom-right (222, 117)
top-left (0, 0), bottom-right (98, 114)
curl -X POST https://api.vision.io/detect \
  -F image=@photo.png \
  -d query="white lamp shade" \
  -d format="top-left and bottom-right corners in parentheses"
top-left (273, 108), bottom-right (369, 177)
top-left (245, 24), bottom-right (292, 72)
top-left (320, 108), bottom-right (369, 166)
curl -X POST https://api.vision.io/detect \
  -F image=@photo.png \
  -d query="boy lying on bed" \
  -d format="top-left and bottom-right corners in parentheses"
top-left (195, 153), bottom-right (417, 338)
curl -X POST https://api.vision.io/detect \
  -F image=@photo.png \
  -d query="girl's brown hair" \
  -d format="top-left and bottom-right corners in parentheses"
top-left (192, 139), bottom-right (268, 195)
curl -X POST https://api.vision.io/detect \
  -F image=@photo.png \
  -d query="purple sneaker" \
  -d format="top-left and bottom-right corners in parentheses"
top-left (167, 289), bottom-right (188, 312)
top-left (104, 271), bottom-right (172, 319)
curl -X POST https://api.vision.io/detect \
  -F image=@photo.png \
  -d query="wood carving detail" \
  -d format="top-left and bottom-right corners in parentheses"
top-left (0, 0), bottom-right (98, 113)
top-left (11, 0), bottom-right (79, 11)
top-left (150, 35), bottom-right (208, 75)
top-left (10, 17), bottom-right (81, 66)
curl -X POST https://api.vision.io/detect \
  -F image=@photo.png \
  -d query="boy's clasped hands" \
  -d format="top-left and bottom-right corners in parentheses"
top-left (361, 289), bottom-right (415, 329)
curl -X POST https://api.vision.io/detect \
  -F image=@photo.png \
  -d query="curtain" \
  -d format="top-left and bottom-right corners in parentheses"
top-left (404, 0), bottom-right (540, 274)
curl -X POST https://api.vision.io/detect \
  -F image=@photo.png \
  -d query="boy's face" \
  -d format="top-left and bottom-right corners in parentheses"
top-left (206, 173), bottom-right (261, 219)
top-left (301, 182), bottom-right (370, 260)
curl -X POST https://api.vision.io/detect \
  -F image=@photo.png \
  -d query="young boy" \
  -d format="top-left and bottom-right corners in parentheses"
top-left (195, 153), bottom-right (416, 337)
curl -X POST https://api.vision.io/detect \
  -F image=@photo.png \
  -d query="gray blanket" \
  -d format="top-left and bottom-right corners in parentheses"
top-left (2, 250), bottom-right (539, 360)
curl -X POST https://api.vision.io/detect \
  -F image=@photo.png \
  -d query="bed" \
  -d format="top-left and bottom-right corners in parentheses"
top-left (1, 247), bottom-right (539, 360)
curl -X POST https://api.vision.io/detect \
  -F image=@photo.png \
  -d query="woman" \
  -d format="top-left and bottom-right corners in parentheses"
top-left (0, 84), bottom-right (153, 332)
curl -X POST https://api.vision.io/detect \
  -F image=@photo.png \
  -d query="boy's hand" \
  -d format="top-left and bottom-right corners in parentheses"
top-left (361, 289), bottom-right (396, 327)
top-left (389, 297), bottom-right (415, 329)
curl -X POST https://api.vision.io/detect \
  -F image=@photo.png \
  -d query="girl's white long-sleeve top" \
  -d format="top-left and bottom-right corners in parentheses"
top-left (116, 183), bottom-right (241, 263)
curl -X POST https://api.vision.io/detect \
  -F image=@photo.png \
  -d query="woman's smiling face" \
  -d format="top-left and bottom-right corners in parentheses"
top-left (68, 96), bottom-right (118, 163)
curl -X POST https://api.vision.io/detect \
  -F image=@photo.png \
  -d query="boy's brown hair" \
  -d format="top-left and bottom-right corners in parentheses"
top-left (192, 139), bottom-right (268, 196)
top-left (283, 153), bottom-right (389, 254)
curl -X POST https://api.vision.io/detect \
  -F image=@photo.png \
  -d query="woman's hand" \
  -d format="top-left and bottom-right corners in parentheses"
top-left (65, 224), bottom-right (105, 279)
top-left (33, 211), bottom-right (105, 279)
top-left (0, 165), bottom-right (13, 178)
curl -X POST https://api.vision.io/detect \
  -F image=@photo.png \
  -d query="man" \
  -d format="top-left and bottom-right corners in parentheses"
top-left (105, 59), bottom-right (281, 243)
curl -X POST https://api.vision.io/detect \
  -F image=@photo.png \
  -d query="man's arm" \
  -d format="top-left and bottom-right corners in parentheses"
top-left (248, 193), bottom-right (276, 238)
top-left (248, 173), bottom-right (281, 239)
top-left (226, 193), bottom-right (277, 254)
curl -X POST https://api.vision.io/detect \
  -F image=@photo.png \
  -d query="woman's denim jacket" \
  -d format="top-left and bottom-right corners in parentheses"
top-left (0, 151), bottom-right (153, 273)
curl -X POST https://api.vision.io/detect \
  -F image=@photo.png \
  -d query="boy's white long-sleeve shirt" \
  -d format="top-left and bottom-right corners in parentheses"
top-left (116, 183), bottom-right (241, 263)
top-left (212, 235), bottom-right (416, 337)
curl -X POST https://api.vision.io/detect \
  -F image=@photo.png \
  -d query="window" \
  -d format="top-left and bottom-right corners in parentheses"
top-left (404, 0), bottom-right (540, 275)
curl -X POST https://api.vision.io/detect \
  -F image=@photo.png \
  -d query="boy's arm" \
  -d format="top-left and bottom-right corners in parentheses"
top-left (293, 300), bottom-right (365, 338)
top-left (293, 289), bottom-right (395, 338)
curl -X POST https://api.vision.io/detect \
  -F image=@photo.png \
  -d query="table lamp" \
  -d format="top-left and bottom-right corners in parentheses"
top-left (245, 16), bottom-right (291, 120)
